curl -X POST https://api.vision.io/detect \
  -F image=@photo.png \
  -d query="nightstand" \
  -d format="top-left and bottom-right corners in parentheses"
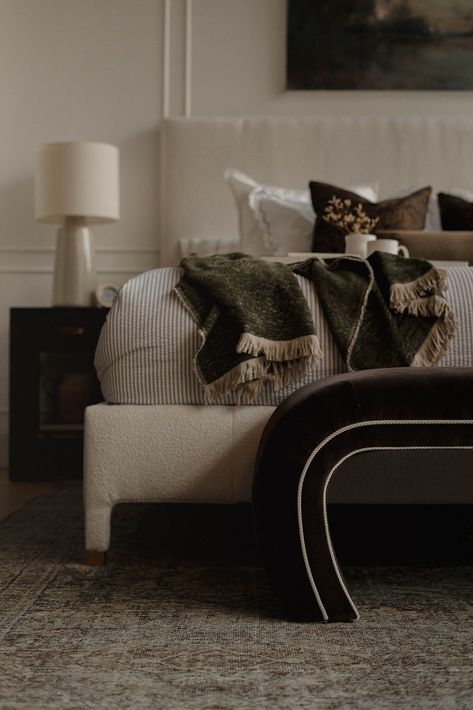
top-left (9, 308), bottom-right (108, 481)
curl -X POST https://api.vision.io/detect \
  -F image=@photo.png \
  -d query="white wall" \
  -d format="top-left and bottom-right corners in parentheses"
top-left (1, 0), bottom-right (472, 467)
top-left (0, 0), bottom-right (163, 466)
top-left (190, 0), bottom-right (473, 117)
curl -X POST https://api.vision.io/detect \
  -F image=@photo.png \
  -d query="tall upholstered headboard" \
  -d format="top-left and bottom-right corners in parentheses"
top-left (159, 116), bottom-right (473, 266)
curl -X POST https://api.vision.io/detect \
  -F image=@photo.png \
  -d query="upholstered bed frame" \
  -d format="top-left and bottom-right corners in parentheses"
top-left (84, 116), bottom-right (473, 563)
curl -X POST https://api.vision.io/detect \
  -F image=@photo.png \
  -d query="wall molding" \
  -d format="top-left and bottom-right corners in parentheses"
top-left (185, 0), bottom-right (193, 117)
top-left (163, 0), bottom-right (171, 117)
top-left (0, 247), bottom-right (160, 274)
top-left (0, 268), bottom-right (148, 275)
top-left (162, 0), bottom-right (192, 117)
top-left (0, 247), bottom-right (160, 254)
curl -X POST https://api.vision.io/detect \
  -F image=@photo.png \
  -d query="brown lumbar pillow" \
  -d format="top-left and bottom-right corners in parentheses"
top-left (438, 193), bottom-right (473, 231)
top-left (309, 182), bottom-right (432, 253)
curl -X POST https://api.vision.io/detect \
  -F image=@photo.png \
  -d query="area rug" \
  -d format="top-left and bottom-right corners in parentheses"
top-left (0, 484), bottom-right (471, 709)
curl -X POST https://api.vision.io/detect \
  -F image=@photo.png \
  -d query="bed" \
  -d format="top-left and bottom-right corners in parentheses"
top-left (84, 116), bottom-right (473, 561)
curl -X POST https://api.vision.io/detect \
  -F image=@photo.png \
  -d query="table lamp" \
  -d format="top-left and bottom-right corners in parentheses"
top-left (35, 141), bottom-right (120, 306)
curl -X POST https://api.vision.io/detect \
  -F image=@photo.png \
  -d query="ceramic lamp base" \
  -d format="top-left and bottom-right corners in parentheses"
top-left (52, 222), bottom-right (96, 306)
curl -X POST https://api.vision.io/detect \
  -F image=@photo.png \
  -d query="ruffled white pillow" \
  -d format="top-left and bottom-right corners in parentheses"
top-left (225, 169), bottom-right (379, 256)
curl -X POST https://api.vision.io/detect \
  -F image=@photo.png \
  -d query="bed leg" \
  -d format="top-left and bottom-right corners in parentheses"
top-left (84, 502), bottom-right (113, 563)
top-left (85, 550), bottom-right (107, 566)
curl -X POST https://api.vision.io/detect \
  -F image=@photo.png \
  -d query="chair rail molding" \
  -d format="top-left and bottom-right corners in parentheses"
top-left (0, 247), bottom-right (160, 274)
top-left (0, 247), bottom-right (161, 253)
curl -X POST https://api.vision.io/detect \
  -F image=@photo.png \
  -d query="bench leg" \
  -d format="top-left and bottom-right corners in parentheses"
top-left (296, 463), bottom-right (359, 622)
top-left (254, 451), bottom-right (358, 623)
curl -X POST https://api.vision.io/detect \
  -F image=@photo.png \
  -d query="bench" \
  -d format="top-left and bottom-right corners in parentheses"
top-left (253, 368), bottom-right (473, 622)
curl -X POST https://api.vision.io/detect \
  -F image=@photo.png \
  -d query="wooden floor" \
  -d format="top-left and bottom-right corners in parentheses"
top-left (0, 469), bottom-right (50, 523)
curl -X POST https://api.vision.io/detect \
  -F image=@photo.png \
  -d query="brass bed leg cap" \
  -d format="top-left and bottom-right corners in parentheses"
top-left (85, 550), bottom-right (107, 566)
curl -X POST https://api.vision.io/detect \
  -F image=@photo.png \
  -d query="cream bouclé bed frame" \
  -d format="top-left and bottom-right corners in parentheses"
top-left (84, 116), bottom-right (473, 563)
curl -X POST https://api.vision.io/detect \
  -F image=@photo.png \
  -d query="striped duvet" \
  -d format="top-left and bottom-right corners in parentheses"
top-left (95, 266), bottom-right (473, 406)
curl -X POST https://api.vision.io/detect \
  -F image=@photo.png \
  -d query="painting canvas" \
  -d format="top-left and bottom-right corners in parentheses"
top-left (287, 0), bottom-right (473, 90)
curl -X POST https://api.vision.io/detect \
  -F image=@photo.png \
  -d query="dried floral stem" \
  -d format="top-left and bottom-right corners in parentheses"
top-left (323, 196), bottom-right (379, 235)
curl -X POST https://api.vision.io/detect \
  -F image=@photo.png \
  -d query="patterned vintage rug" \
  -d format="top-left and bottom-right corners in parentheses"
top-left (0, 484), bottom-right (471, 709)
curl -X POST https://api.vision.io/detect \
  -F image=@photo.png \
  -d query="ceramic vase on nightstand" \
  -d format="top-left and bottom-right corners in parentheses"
top-left (345, 233), bottom-right (377, 259)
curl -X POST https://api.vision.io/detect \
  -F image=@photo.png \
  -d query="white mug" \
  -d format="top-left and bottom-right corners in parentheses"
top-left (344, 233), bottom-right (377, 259)
top-left (367, 238), bottom-right (409, 258)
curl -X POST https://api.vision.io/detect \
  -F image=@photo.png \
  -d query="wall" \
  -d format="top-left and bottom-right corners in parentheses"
top-left (1, 0), bottom-right (472, 467)
top-left (189, 0), bottom-right (473, 117)
top-left (0, 0), bottom-right (163, 466)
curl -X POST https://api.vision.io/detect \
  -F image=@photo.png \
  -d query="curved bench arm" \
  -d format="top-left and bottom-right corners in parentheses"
top-left (253, 368), bottom-right (473, 622)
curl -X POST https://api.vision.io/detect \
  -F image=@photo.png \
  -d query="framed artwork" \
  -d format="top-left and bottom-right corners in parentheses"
top-left (287, 0), bottom-right (473, 90)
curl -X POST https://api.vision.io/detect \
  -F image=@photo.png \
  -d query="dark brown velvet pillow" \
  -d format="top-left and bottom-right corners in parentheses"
top-left (438, 193), bottom-right (473, 231)
top-left (310, 182), bottom-right (432, 253)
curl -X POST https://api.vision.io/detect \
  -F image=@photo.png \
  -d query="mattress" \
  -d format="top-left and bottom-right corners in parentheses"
top-left (95, 266), bottom-right (473, 406)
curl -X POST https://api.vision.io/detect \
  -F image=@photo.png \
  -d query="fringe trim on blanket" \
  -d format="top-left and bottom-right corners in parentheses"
top-left (390, 267), bottom-right (448, 313)
top-left (267, 356), bottom-right (319, 392)
top-left (408, 295), bottom-right (457, 367)
top-left (237, 378), bottom-right (267, 405)
top-left (389, 267), bottom-right (455, 367)
top-left (237, 332), bottom-right (323, 363)
top-left (175, 284), bottom-right (323, 403)
top-left (202, 357), bottom-right (268, 404)
top-left (202, 335), bottom-right (323, 404)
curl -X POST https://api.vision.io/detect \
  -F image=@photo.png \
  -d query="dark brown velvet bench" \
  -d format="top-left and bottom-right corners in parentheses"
top-left (253, 368), bottom-right (473, 623)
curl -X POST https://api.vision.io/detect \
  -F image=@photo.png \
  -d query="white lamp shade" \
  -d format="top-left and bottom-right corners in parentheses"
top-left (35, 141), bottom-right (120, 224)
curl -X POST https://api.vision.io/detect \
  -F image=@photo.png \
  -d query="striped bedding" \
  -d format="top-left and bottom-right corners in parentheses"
top-left (95, 266), bottom-right (473, 406)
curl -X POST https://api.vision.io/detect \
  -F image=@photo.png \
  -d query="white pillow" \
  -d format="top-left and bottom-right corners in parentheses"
top-left (250, 188), bottom-right (315, 256)
top-left (224, 169), bottom-right (379, 256)
top-left (426, 194), bottom-right (442, 231)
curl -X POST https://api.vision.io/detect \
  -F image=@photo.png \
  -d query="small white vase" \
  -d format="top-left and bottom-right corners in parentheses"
top-left (344, 233), bottom-right (377, 259)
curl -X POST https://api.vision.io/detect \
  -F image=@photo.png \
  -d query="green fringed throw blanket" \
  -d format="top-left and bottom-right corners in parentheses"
top-left (175, 252), bottom-right (455, 403)
top-left (294, 252), bottom-right (456, 371)
top-left (175, 253), bottom-right (322, 403)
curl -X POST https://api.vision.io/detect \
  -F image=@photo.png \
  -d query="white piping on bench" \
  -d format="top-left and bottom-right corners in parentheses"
top-left (296, 419), bottom-right (473, 622)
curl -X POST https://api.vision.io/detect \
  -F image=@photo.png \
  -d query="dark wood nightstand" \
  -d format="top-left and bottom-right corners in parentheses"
top-left (9, 308), bottom-right (108, 481)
